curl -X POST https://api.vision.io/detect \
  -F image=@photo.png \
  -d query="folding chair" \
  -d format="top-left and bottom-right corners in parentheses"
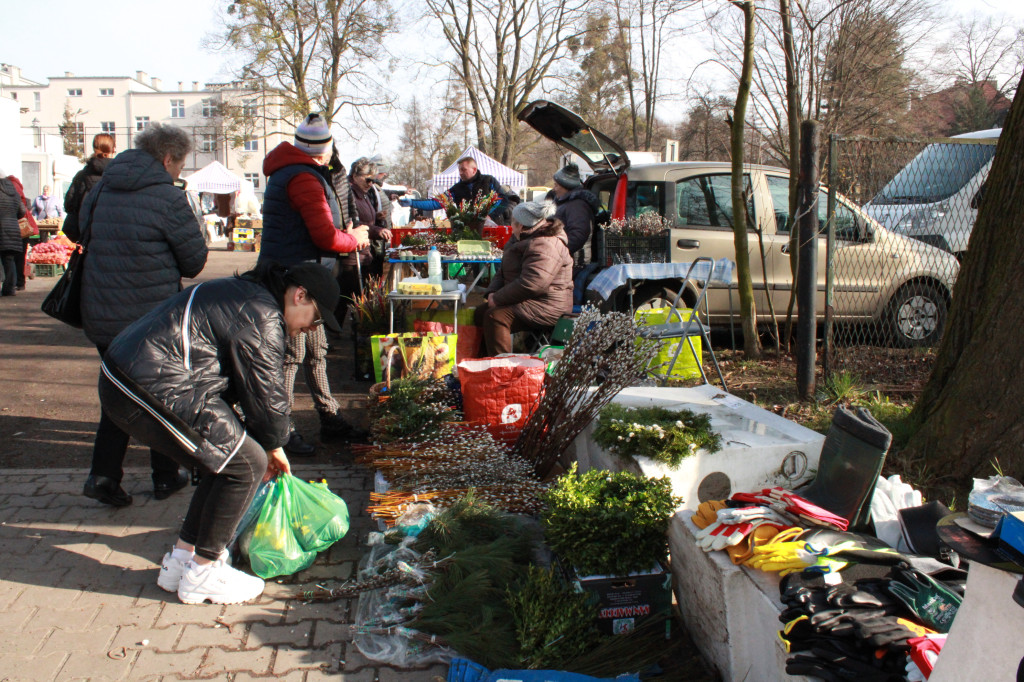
top-left (635, 257), bottom-right (728, 390)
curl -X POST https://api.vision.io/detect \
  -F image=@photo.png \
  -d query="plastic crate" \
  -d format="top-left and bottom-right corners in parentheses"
top-left (32, 263), bottom-right (66, 278)
top-left (605, 232), bottom-right (670, 265)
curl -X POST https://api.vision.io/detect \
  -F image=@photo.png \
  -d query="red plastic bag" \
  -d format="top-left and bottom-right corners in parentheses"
top-left (458, 356), bottom-right (546, 444)
top-left (414, 319), bottom-right (483, 361)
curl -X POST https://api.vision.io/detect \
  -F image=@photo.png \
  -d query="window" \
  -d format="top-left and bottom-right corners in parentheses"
top-left (67, 88), bottom-right (82, 97)
top-left (626, 181), bottom-right (666, 218)
top-left (243, 137), bottom-right (258, 152)
top-left (676, 174), bottom-right (754, 230)
top-left (766, 175), bottom-right (859, 240)
top-left (99, 88), bottom-right (114, 96)
top-left (200, 134), bottom-right (217, 152)
top-left (243, 99), bottom-right (258, 119)
top-left (201, 98), bottom-right (215, 117)
top-left (135, 116), bottom-right (150, 131)
top-left (101, 122), bottom-right (116, 134)
top-left (33, 92), bottom-right (40, 111)
top-left (244, 172), bottom-right (260, 189)
top-left (170, 99), bottom-right (185, 118)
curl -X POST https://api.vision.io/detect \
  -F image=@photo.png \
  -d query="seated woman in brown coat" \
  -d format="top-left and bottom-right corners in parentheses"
top-left (474, 201), bottom-right (574, 356)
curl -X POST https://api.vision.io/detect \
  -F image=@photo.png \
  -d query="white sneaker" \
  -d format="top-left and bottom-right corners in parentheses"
top-left (157, 549), bottom-right (230, 592)
top-left (157, 551), bottom-right (190, 592)
top-left (177, 559), bottom-right (264, 605)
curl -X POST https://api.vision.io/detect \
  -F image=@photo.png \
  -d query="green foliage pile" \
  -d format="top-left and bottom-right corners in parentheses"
top-left (593, 403), bottom-right (722, 468)
top-left (508, 566), bottom-right (600, 669)
top-left (370, 376), bottom-right (458, 442)
top-left (542, 465), bottom-right (682, 577)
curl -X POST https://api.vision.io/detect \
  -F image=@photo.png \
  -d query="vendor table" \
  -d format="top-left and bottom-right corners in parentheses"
top-left (387, 257), bottom-right (501, 297)
top-left (387, 289), bottom-right (464, 346)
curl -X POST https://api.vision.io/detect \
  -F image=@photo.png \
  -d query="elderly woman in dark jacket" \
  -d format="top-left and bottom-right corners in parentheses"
top-left (79, 123), bottom-right (209, 509)
top-left (99, 262), bottom-right (341, 605)
top-left (474, 201), bottom-right (574, 356)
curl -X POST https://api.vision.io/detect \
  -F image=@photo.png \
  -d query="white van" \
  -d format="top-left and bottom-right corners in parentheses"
top-left (862, 129), bottom-right (1000, 258)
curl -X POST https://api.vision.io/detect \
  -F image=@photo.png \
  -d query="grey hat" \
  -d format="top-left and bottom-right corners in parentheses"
top-left (512, 200), bottom-right (555, 228)
top-left (553, 162), bottom-right (582, 190)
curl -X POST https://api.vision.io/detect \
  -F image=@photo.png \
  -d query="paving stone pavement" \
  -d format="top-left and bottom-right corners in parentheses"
top-left (0, 466), bottom-right (448, 682)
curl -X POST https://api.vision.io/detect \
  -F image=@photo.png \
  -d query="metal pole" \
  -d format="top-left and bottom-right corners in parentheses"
top-left (823, 134), bottom-right (838, 381)
top-left (796, 120), bottom-right (819, 401)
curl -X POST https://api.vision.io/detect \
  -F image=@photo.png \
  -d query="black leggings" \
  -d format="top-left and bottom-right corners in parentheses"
top-left (98, 372), bottom-right (267, 561)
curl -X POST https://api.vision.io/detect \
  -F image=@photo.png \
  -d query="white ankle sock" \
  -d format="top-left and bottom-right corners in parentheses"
top-left (171, 547), bottom-right (193, 562)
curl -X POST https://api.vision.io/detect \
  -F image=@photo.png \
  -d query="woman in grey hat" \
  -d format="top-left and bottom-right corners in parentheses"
top-left (474, 200), bottom-right (574, 355)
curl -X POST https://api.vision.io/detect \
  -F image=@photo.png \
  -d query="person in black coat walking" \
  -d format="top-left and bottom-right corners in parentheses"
top-left (99, 261), bottom-right (344, 604)
top-left (79, 123), bottom-right (209, 508)
top-left (63, 133), bottom-right (116, 242)
top-left (0, 169), bottom-right (27, 297)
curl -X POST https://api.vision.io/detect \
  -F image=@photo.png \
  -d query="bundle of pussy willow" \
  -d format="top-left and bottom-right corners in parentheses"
top-left (353, 422), bottom-right (546, 525)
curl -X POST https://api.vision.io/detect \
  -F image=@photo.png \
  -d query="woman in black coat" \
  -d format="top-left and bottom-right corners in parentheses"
top-left (0, 170), bottom-right (27, 296)
top-left (62, 133), bottom-right (116, 242)
top-left (100, 261), bottom-right (343, 605)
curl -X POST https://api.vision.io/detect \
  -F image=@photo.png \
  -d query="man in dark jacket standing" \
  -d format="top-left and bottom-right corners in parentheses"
top-left (258, 114), bottom-right (369, 455)
top-left (80, 123), bottom-right (209, 507)
top-left (551, 163), bottom-right (600, 260)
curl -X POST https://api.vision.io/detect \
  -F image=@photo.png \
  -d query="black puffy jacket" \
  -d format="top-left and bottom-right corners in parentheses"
top-left (103, 277), bottom-right (291, 473)
top-left (0, 178), bottom-right (26, 253)
top-left (62, 155), bottom-right (111, 243)
top-left (80, 149), bottom-right (208, 347)
top-left (554, 188), bottom-right (600, 257)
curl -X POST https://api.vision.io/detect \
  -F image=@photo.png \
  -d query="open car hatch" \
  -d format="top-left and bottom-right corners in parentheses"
top-left (518, 99), bottom-right (630, 175)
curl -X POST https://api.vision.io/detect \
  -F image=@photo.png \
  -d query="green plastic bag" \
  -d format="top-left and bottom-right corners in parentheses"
top-left (284, 476), bottom-right (350, 552)
top-left (248, 476), bottom-right (317, 579)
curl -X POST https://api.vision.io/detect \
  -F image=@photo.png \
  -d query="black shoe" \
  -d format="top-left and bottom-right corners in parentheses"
top-left (83, 475), bottom-right (133, 507)
top-left (284, 430), bottom-right (316, 456)
top-left (319, 411), bottom-right (355, 440)
top-left (153, 469), bottom-right (190, 500)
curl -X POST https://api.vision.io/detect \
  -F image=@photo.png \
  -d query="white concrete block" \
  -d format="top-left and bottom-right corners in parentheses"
top-left (573, 385), bottom-right (825, 510)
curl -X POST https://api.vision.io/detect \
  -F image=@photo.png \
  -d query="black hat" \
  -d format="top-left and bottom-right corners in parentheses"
top-left (553, 162), bottom-right (582, 190)
top-left (284, 262), bottom-right (343, 333)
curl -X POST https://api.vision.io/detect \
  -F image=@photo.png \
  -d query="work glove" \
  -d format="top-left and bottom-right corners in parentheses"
top-left (827, 579), bottom-right (899, 610)
top-left (726, 524), bottom-right (781, 565)
top-left (748, 535), bottom-right (850, 576)
top-left (887, 568), bottom-right (962, 633)
top-left (852, 614), bottom-right (936, 651)
top-left (690, 499), bottom-right (727, 530)
top-left (906, 634), bottom-right (946, 680)
top-left (732, 487), bottom-right (850, 530)
top-left (694, 505), bottom-right (791, 552)
top-left (787, 640), bottom-right (906, 682)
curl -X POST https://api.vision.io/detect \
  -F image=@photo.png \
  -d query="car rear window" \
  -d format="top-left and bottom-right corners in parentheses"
top-left (676, 174), bottom-right (752, 229)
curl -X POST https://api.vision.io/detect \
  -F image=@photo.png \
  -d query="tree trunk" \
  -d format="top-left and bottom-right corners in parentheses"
top-left (781, 0), bottom-right (801, 349)
top-left (904, 71), bottom-right (1024, 490)
top-left (731, 0), bottom-right (761, 359)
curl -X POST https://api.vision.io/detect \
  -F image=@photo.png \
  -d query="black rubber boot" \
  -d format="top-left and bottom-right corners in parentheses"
top-left (798, 406), bottom-right (892, 529)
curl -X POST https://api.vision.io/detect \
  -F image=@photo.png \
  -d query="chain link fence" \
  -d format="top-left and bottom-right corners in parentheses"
top-left (822, 132), bottom-right (999, 378)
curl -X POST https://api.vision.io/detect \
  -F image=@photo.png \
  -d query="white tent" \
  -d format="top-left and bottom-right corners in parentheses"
top-left (428, 146), bottom-right (527, 197)
top-left (183, 161), bottom-right (253, 195)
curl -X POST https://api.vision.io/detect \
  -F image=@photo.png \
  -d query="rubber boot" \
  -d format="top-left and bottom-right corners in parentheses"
top-left (798, 406), bottom-right (892, 530)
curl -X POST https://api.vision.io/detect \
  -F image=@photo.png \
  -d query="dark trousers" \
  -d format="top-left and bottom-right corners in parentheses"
top-left (16, 238), bottom-right (29, 288)
top-left (0, 250), bottom-right (18, 296)
top-left (89, 346), bottom-right (179, 484)
top-left (334, 261), bottom-right (364, 324)
top-left (474, 302), bottom-right (540, 356)
top-left (99, 372), bottom-right (267, 561)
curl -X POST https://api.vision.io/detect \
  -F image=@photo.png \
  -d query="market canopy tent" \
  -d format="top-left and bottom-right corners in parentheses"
top-left (183, 161), bottom-right (253, 195)
top-left (428, 147), bottom-right (527, 197)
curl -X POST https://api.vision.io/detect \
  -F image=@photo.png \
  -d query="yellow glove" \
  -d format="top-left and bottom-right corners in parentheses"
top-left (691, 500), bottom-right (728, 530)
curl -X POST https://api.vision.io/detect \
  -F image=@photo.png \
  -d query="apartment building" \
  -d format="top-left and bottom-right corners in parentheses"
top-left (0, 65), bottom-right (294, 198)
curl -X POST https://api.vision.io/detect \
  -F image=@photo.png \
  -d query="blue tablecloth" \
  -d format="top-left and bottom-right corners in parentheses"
top-left (587, 259), bottom-right (735, 301)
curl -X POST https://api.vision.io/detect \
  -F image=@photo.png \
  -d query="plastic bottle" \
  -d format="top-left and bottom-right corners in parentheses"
top-left (427, 246), bottom-right (442, 286)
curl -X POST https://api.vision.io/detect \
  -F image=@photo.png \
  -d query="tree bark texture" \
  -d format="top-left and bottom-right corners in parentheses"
top-left (730, 0), bottom-right (762, 358)
top-left (905, 71), bottom-right (1024, 488)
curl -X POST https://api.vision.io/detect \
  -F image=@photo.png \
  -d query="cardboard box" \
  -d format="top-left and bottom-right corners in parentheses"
top-left (567, 562), bottom-right (672, 636)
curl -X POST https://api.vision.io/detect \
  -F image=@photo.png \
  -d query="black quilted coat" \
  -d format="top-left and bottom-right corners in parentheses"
top-left (80, 149), bottom-right (208, 347)
top-left (103, 277), bottom-right (291, 473)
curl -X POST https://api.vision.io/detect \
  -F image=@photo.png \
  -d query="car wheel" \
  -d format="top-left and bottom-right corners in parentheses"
top-left (885, 282), bottom-right (947, 348)
top-left (606, 280), bottom-right (690, 314)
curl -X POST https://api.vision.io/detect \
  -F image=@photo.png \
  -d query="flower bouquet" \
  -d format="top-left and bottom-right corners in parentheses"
top-left (603, 213), bottom-right (672, 265)
top-left (436, 190), bottom-right (499, 241)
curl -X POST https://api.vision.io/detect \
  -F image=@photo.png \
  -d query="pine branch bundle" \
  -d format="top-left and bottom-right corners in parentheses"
top-left (512, 306), bottom-right (662, 479)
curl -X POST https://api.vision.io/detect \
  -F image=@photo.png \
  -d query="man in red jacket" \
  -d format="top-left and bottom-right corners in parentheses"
top-left (258, 113), bottom-right (369, 455)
